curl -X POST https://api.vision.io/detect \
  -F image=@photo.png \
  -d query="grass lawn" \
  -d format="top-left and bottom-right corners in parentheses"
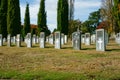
top-left (0, 40), bottom-right (120, 80)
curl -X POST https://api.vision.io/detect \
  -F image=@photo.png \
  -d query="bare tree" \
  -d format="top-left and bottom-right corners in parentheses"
top-left (68, 0), bottom-right (75, 38)
top-left (100, 0), bottom-right (114, 35)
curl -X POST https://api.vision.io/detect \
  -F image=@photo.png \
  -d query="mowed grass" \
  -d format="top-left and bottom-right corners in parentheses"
top-left (0, 40), bottom-right (120, 80)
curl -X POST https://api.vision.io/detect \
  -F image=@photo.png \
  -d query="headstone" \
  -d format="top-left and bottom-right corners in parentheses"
top-left (3, 38), bottom-right (6, 43)
top-left (85, 33), bottom-right (91, 45)
top-left (11, 36), bottom-right (16, 44)
top-left (64, 35), bottom-right (68, 44)
top-left (32, 34), bottom-right (36, 44)
top-left (40, 32), bottom-right (45, 48)
top-left (96, 29), bottom-right (106, 51)
top-left (7, 34), bottom-right (11, 47)
top-left (46, 36), bottom-right (49, 43)
top-left (36, 36), bottom-right (39, 43)
top-left (24, 36), bottom-right (27, 44)
top-left (72, 31), bottom-right (81, 50)
top-left (91, 34), bottom-right (96, 43)
top-left (0, 34), bottom-right (3, 46)
top-left (105, 31), bottom-right (109, 45)
top-left (49, 34), bottom-right (54, 45)
top-left (61, 33), bottom-right (65, 45)
top-left (55, 31), bottom-right (61, 49)
top-left (115, 33), bottom-right (120, 45)
top-left (27, 33), bottom-right (32, 48)
top-left (16, 34), bottom-right (21, 47)
top-left (81, 34), bottom-right (85, 44)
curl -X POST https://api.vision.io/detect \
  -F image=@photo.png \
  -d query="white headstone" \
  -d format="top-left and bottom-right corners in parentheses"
top-left (46, 36), bottom-right (49, 43)
top-left (27, 33), bottom-right (32, 48)
top-left (40, 32), bottom-right (45, 48)
top-left (105, 31), bottom-right (109, 45)
top-left (96, 29), bottom-right (106, 51)
top-left (0, 34), bottom-right (3, 46)
top-left (49, 34), bottom-right (54, 45)
top-left (3, 38), bottom-right (6, 43)
top-left (32, 34), bottom-right (36, 44)
top-left (72, 31), bottom-right (81, 50)
top-left (85, 33), bottom-right (91, 45)
top-left (81, 34), bottom-right (85, 44)
top-left (55, 31), bottom-right (61, 49)
top-left (36, 36), bottom-right (39, 43)
top-left (7, 34), bottom-right (11, 47)
top-left (11, 36), bottom-right (16, 44)
top-left (61, 33), bottom-right (65, 45)
top-left (115, 33), bottom-right (120, 45)
top-left (91, 34), bottom-right (96, 43)
top-left (16, 34), bottom-right (21, 47)
top-left (64, 35), bottom-right (68, 44)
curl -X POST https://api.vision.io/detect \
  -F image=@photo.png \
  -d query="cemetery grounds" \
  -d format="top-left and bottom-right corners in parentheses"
top-left (0, 40), bottom-right (120, 80)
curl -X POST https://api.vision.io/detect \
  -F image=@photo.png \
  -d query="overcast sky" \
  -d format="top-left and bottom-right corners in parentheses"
top-left (20, 0), bottom-right (101, 31)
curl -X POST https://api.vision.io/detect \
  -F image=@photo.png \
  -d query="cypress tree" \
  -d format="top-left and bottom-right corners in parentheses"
top-left (37, 0), bottom-right (47, 32)
top-left (57, 0), bottom-right (69, 35)
top-left (0, 0), bottom-right (1, 6)
top-left (113, 0), bottom-right (120, 33)
top-left (0, 0), bottom-right (7, 38)
top-left (23, 3), bottom-right (30, 36)
top-left (7, 0), bottom-right (21, 36)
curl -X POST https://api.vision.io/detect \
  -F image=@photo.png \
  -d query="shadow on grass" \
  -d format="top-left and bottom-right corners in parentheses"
top-left (82, 48), bottom-right (96, 50)
top-left (106, 48), bottom-right (120, 52)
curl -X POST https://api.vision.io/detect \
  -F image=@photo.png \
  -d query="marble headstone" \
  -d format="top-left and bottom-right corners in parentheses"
top-left (64, 35), bottom-right (68, 44)
top-left (72, 31), bottom-right (81, 50)
top-left (96, 29), bottom-right (106, 51)
top-left (32, 34), bottom-right (36, 44)
top-left (81, 34), bottom-right (85, 44)
top-left (27, 33), bottom-right (32, 48)
top-left (55, 31), bottom-right (61, 49)
top-left (40, 32), bottom-right (45, 48)
top-left (0, 34), bottom-right (3, 46)
top-left (49, 34), bottom-right (54, 45)
top-left (7, 34), bottom-right (11, 47)
top-left (105, 31), bottom-right (109, 45)
top-left (115, 33), bottom-right (120, 45)
top-left (61, 33), bottom-right (65, 45)
top-left (16, 34), bottom-right (21, 47)
top-left (91, 34), bottom-right (96, 43)
top-left (85, 33), bottom-right (91, 45)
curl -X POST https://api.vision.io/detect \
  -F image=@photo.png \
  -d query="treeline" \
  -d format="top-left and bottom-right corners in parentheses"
top-left (0, 0), bottom-right (120, 38)
top-left (79, 0), bottom-right (120, 37)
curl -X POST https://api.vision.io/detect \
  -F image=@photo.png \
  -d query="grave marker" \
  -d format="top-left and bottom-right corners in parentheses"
top-left (0, 34), bottom-right (3, 46)
top-left (40, 32), bottom-right (45, 48)
top-left (16, 34), bottom-right (21, 47)
top-left (7, 34), bottom-right (11, 47)
top-left (65, 35), bottom-right (68, 44)
top-left (72, 31), bottom-right (81, 50)
top-left (96, 29), bottom-right (106, 51)
top-left (85, 33), bottom-right (91, 45)
top-left (81, 34), bottom-right (85, 44)
top-left (27, 33), bottom-right (32, 48)
top-left (61, 33), bottom-right (65, 45)
top-left (55, 31), bottom-right (61, 49)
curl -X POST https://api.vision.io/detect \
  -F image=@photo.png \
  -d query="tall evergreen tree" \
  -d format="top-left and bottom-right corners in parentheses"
top-left (113, 0), bottom-right (120, 33)
top-left (23, 3), bottom-right (30, 36)
top-left (37, 0), bottom-right (47, 32)
top-left (57, 0), bottom-right (69, 35)
top-left (7, 0), bottom-right (21, 36)
top-left (0, 0), bottom-right (8, 38)
top-left (0, 0), bottom-right (1, 6)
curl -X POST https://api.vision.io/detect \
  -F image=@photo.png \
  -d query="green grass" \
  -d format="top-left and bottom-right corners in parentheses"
top-left (0, 40), bottom-right (120, 79)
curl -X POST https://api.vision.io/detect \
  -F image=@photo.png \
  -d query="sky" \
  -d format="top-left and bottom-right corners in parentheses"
top-left (20, 0), bottom-right (101, 32)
